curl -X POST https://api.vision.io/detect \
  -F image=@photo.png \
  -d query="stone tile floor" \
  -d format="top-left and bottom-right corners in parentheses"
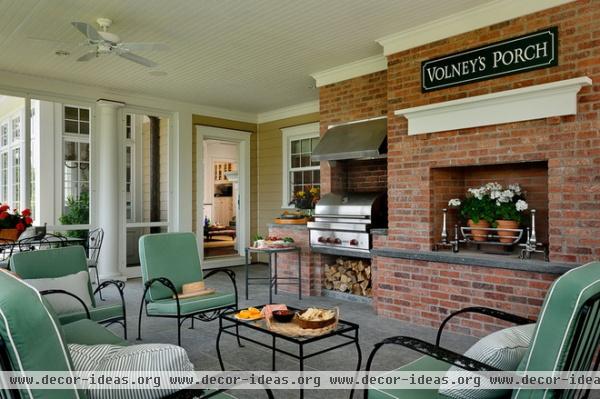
top-left (100, 264), bottom-right (477, 399)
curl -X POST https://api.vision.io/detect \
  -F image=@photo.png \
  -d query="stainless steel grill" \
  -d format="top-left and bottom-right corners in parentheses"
top-left (307, 192), bottom-right (387, 256)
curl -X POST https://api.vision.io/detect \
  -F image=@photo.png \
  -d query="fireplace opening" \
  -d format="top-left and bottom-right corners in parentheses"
top-left (430, 161), bottom-right (549, 258)
top-left (323, 257), bottom-right (372, 303)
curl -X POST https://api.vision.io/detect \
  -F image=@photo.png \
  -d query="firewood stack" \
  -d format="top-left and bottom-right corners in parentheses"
top-left (323, 258), bottom-right (372, 297)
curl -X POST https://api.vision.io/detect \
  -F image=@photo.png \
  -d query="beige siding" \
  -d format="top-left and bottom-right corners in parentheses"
top-left (255, 113), bottom-right (319, 239)
top-left (141, 117), bottom-right (169, 222)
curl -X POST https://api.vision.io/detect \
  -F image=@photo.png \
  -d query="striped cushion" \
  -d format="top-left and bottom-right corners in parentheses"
top-left (69, 343), bottom-right (194, 399)
top-left (439, 324), bottom-right (535, 399)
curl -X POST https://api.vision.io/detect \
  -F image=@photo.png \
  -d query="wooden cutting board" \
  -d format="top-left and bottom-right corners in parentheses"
top-left (274, 217), bottom-right (308, 224)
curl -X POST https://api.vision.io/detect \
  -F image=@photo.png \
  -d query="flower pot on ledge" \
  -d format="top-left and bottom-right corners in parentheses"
top-left (0, 228), bottom-right (21, 242)
top-left (468, 219), bottom-right (490, 242)
top-left (496, 219), bottom-right (519, 243)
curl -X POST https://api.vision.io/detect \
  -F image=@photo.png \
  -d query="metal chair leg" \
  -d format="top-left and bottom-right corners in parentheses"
top-left (136, 298), bottom-right (145, 341)
top-left (190, 317), bottom-right (195, 329)
top-left (177, 317), bottom-right (182, 346)
top-left (236, 324), bottom-right (244, 348)
top-left (123, 318), bottom-right (128, 340)
top-left (94, 266), bottom-right (104, 301)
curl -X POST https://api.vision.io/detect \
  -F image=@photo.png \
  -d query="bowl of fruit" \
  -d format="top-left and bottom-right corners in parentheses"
top-left (272, 309), bottom-right (295, 323)
top-left (235, 307), bottom-right (262, 321)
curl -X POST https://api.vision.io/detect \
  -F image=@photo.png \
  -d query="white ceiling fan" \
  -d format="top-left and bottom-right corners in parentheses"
top-left (70, 18), bottom-right (167, 67)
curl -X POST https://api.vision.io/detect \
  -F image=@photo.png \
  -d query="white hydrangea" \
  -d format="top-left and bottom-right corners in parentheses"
top-left (496, 189), bottom-right (514, 203)
top-left (468, 188), bottom-right (484, 200)
top-left (485, 182), bottom-right (503, 192)
top-left (448, 198), bottom-right (461, 207)
top-left (515, 199), bottom-right (528, 212)
top-left (508, 183), bottom-right (522, 195)
top-left (490, 190), bottom-right (501, 200)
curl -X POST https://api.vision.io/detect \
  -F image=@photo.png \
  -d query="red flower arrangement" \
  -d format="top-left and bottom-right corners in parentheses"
top-left (0, 205), bottom-right (34, 232)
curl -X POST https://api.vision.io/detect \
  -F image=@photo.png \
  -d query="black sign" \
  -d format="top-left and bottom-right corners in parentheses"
top-left (421, 27), bottom-right (558, 92)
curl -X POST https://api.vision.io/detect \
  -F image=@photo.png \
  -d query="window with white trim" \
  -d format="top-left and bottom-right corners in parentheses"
top-left (281, 122), bottom-right (320, 207)
top-left (0, 110), bottom-right (24, 207)
top-left (62, 105), bottom-right (90, 213)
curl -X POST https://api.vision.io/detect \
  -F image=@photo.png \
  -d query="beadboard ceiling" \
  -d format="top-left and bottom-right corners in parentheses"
top-left (0, 0), bottom-right (492, 114)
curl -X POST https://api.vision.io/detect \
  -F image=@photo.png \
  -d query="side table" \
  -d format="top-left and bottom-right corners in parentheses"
top-left (245, 246), bottom-right (301, 303)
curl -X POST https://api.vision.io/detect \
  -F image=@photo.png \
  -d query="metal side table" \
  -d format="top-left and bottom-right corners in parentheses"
top-left (245, 246), bottom-right (302, 303)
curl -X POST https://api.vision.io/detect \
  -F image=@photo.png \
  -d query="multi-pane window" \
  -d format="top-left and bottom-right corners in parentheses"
top-left (0, 152), bottom-right (7, 201)
top-left (12, 148), bottom-right (19, 209)
top-left (0, 124), bottom-right (7, 147)
top-left (288, 136), bottom-right (320, 200)
top-left (125, 114), bottom-right (134, 221)
top-left (62, 106), bottom-right (91, 209)
top-left (11, 117), bottom-right (20, 141)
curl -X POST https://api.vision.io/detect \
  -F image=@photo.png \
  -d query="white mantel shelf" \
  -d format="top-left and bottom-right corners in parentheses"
top-left (394, 77), bottom-right (592, 136)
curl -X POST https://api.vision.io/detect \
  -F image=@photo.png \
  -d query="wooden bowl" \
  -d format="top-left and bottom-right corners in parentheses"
top-left (272, 309), bottom-right (295, 323)
top-left (294, 308), bottom-right (337, 329)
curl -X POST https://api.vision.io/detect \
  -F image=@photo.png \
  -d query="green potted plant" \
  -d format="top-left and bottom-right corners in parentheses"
top-left (59, 192), bottom-right (89, 238)
top-left (449, 182), bottom-right (528, 243)
top-left (289, 186), bottom-right (320, 217)
top-left (492, 183), bottom-right (528, 243)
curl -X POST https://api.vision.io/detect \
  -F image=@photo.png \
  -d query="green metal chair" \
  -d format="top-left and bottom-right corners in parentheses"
top-left (365, 261), bottom-right (600, 399)
top-left (137, 232), bottom-right (239, 346)
top-left (10, 245), bottom-right (127, 339)
top-left (0, 270), bottom-right (273, 399)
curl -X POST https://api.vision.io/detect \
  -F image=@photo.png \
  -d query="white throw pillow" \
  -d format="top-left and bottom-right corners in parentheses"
top-left (439, 323), bottom-right (535, 399)
top-left (69, 343), bottom-right (195, 399)
top-left (25, 271), bottom-right (93, 314)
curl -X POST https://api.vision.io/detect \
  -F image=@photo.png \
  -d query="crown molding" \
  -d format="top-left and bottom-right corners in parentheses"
top-left (310, 55), bottom-right (388, 88)
top-left (376, 0), bottom-right (575, 56)
top-left (256, 100), bottom-right (319, 124)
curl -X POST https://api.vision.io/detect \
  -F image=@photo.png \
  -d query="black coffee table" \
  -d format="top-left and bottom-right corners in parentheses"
top-left (216, 305), bottom-right (361, 399)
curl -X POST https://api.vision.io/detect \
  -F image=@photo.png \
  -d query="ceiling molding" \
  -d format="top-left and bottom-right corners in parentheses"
top-left (0, 69), bottom-right (257, 123)
top-left (376, 0), bottom-right (575, 56)
top-left (256, 100), bottom-right (319, 124)
top-left (310, 55), bottom-right (388, 88)
top-left (394, 77), bottom-right (592, 135)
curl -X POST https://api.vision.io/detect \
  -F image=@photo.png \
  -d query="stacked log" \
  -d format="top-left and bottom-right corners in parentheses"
top-left (323, 258), bottom-right (372, 297)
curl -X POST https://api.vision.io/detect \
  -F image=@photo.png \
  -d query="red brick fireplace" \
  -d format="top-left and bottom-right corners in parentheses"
top-left (314, 0), bottom-right (599, 337)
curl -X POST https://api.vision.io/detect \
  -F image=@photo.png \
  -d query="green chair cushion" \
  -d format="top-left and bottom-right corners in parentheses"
top-left (147, 291), bottom-right (236, 316)
top-left (513, 261), bottom-right (600, 399)
top-left (0, 271), bottom-right (79, 398)
top-left (369, 355), bottom-right (452, 399)
top-left (139, 233), bottom-right (204, 301)
top-left (11, 246), bottom-right (96, 307)
top-left (59, 303), bottom-right (124, 325)
top-left (62, 319), bottom-right (128, 346)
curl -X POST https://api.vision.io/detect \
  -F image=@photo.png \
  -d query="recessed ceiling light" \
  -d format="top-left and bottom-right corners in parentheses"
top-left (55, 50), bottom-right (70, 56)
top-left (149, 70), bottom-right (167, 77)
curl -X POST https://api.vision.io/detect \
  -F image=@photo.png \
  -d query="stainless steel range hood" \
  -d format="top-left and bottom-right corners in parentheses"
top-left (311, 117), bottom-right (387, 162)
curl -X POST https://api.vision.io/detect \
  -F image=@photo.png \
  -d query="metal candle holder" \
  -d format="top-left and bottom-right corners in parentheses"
top-left (519, 209), bottom-right (549, 260)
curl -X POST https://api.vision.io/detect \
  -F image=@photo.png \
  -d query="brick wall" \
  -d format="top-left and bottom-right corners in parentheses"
top-left (319, 70), bottom-right (388, 194)
top-left (266, 226), bottom-right (333, 297)
top-left (317, 0), bottom-right (599, 336)
top-left (385, 0), bottom-right (600, 264)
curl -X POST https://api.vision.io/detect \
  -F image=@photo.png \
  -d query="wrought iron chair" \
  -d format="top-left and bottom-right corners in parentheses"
top-left (364, 261), bottom-right (600, 399)
top-left (10, 245), bottom-right (127, 339)
top-left (137, 232), bottom-right (240, 346)
top-left (87, 227), bottom-right (104, 299)
top-left (0, 270), bottom-right (273, 399)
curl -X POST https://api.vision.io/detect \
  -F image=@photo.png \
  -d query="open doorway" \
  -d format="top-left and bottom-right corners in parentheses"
top-left (202, 139), bottom-right (238, 258)
top-left (195, 125), bottom-right (250, 268)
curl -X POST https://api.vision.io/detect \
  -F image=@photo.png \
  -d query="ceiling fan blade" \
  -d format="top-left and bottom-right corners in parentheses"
top-left (76, 52), bottom-right (97, 62)
top-left (118, 51), bottom-right (158, 68)
top-left (71, 22), bottom-right (103, 42)
top-left (119, 42), bottom-right (169, 52)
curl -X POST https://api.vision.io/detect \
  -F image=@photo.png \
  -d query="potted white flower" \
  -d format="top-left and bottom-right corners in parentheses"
top-left (493, 183), bottom-right (528, 243)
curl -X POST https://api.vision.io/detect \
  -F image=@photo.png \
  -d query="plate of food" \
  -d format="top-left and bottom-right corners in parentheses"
top-left (234, 307), bottom-right (263, 321)
top-left (253, 236), bottom-right (295, 249)
top-left (295, 307), bottom-right (338, 329)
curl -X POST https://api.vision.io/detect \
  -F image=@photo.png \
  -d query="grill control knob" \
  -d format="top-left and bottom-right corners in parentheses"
top-left (318, 236), bottom-right (325, 243)
top-left (326, 237), bottom-right (334, 243)
top-left (350, 239), bottom-right (359, 246)
top-left (334, 238), bottom-right (342, 244)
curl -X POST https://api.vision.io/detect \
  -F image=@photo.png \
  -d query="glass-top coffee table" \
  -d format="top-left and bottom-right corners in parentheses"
top-left (216, 305), bottom-right (361, 399)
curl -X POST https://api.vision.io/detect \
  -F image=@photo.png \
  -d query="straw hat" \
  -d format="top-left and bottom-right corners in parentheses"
top-left (173, 281), bottom-right (215, 299)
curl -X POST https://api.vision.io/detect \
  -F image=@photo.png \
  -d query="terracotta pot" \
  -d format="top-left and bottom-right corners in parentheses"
top-left (0, 228), bottom-right (20, 242)
top-left (496, 220), bottom-right (519, 243)
top-left (468, 219), bottom-right (490, 242)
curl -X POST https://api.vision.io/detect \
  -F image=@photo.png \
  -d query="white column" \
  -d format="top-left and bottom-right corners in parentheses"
top-left (96, 99), bottom-right (125, 280)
